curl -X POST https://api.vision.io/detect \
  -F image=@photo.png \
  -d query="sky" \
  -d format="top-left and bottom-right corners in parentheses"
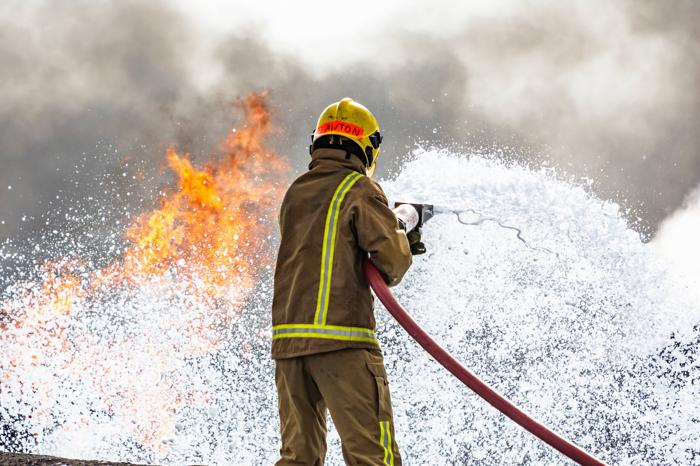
top-left (0, 0), bottom-right (699, 277)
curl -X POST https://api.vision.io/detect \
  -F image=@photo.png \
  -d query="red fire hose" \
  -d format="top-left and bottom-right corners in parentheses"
top-left (363, 258), bottom-right (608, 466)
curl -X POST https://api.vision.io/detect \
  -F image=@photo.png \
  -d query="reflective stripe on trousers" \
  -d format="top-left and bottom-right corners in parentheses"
top-left (380, 420), bottom-right (395, 466)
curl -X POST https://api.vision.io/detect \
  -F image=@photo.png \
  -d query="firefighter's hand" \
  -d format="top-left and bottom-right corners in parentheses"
top-left (407, 228), bottom-right (426, 255)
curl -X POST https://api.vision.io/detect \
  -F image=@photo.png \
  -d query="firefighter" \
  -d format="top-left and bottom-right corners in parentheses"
top-left (272, 98), bottom-right (417, 465)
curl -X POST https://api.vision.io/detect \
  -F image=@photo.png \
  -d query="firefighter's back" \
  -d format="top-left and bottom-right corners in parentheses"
top-left (271, 149), bottom-right (384, 359)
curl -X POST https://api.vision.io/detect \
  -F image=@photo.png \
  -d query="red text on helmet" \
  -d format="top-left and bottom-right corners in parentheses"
top-left (317, 120), bottom-right (364, 138)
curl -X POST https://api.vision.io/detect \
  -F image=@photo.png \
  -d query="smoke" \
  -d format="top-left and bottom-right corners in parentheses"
top-left (1, 0), bottom-right (699, 250)
top-left (448, 0), bottom-right (700, 234)
top-left (0, 1), bottom-right (224, 250)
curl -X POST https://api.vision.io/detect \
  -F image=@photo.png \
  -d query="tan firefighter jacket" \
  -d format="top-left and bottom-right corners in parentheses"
top-left (271, 148), bottom-right (412, 359)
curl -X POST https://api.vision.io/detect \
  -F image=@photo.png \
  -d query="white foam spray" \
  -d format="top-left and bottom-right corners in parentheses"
top-left (1, 148), bottom-right (698, 465)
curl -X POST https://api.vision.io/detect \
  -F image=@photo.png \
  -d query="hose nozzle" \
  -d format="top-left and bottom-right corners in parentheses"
top-left (393, 203), bottom-right (434, 232)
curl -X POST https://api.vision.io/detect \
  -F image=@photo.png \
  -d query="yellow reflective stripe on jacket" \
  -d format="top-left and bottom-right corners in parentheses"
top-left (272, 324), bottom-right (377, 344)
top-left (313, 171), bottom-right (363, 325)
top-left (380, 421), bottom-right (395, 466)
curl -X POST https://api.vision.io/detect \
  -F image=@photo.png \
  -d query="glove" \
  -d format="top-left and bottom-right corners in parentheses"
top-left (406, 228), bottom-right (426, 255)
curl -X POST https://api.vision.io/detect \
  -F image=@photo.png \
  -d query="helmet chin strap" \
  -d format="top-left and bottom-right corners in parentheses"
top-left (365, 154), bottom-right (378, 177)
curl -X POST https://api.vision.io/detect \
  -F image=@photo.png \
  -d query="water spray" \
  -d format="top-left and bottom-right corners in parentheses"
top-left (383, 204), bottom-right (607, 465)
top-left (395, 203), bottom-right (556, 255)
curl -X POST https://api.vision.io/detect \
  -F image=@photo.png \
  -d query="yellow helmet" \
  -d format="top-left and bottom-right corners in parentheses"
top-left (310, 97), bottom-right (383, 177)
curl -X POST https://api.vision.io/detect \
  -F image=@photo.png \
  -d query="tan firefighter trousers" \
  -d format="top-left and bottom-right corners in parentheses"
top-left (275, 348), bottom-right (401, 466)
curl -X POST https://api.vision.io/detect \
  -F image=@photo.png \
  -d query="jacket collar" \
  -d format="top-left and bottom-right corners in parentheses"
top-left (308, 148), bottom-right (367, 175)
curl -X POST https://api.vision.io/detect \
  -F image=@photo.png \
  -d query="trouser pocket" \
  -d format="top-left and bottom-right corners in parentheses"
top-left (367, 361), bottom-right (392, 421)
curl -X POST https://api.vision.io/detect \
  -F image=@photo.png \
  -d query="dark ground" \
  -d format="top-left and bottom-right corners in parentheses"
top-left (0, 452), bottom-right (145, 465)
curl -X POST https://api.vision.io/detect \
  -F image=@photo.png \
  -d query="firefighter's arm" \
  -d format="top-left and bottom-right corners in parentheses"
top-left (352, 179), bottom-right (412, 287)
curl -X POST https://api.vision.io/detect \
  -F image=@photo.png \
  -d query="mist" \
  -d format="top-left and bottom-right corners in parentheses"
top-left (1, 0), bottom-right (698, 252)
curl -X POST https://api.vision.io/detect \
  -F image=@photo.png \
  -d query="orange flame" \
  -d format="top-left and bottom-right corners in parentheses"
top-left (106, 92), bottom-right (286, 301)
top-left (0, 92), bottom-right (289, 449)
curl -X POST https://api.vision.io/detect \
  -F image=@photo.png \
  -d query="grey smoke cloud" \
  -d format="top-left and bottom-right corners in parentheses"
top-left (0, 0), bottom-right (698, 253)
top-left (444, 0), bottom-right (700, 231)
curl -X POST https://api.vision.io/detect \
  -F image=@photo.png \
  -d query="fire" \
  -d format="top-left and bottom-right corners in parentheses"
top-left (0, 92), bottom-right (289, 450)
top-left (105, 92), bottom-right (287, 303)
